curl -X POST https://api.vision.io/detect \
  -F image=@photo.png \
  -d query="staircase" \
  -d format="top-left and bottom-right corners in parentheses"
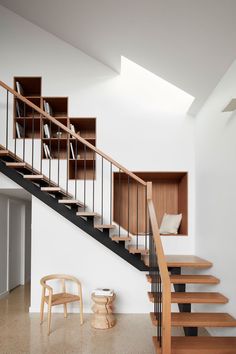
top-left (0, 80), bottom-right (236, 353)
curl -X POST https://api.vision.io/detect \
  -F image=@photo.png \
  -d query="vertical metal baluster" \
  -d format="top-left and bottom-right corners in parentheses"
top-left (145, 186), bottom-right (147, 249)
top-left (31, 108), bottom-right (35, 172)
top-left (84, 145), bottom-right (87, 211)
top-left (160, 280), bottom-right (162, 346)
top-left (14, 101), bottom-right (17, 156)
top-left (57, 126), bottom-right (60, 186)
top-left (110, 162), bottom-right (112, 225)
top-left (92, 151), bottom-right (95, 212)
top-left (136, 182), bottom-right (139, 248)
top-left (101, 156), bottom-right (103, 223)
top-left (66, 132), bottom-right (69, 195)
top-left (158, 261), bottom-right (161, 343)
top-left (75, 140), bottom-right (78, 199)
top-left (40, 118), bottom-right (43, 174)
top-left (6, 90), bottom-right (9, 150)
top-left (118, 169), bottom-right (121, 237)
top-left (23, 103), bottom-right (26, 162)
top-left (127, 175), bottom-right (130, 237)
top-left (49, 120), bottom-right (52, 183)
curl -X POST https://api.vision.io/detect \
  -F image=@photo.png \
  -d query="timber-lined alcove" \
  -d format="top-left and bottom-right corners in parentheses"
top-left (113, 172), bottom-right (188, 236)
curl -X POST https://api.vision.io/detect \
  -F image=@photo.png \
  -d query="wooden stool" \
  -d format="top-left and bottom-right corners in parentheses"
top-left (91, 293), bottom-right (116, 329)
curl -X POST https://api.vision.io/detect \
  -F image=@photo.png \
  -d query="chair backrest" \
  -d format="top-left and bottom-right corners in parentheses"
top-left (40, 274), bottom-right (82, 295)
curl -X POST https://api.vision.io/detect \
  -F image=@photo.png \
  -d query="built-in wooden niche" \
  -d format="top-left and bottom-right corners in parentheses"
top-left (113, 172), bottom-right (188, 236)
top-left (68, 118), bottom-right (96, 180)
top-left (13, 77), bottom-right (42, 139)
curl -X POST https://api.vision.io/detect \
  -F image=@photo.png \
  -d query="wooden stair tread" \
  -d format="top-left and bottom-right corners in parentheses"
top-left (150, 312), bottom-right (236, 327)
top-left (59, 199), bottom-right (84, 206)
top-left (153, 336), bottom-right (236, 354)
top-left (128, 246), bottom-right (149, 255)
top-left (111, 236), bottom-right (132, 242)
top-left (41, 187), bottom-right (61, 192)
top-left (148, 292), bottom-right (228, 304)
top-left (5, 162), bottom-right (26, 167)
top-left (94, 224), bottom-right (116, 229)
top-left (166, 255), bottom-right (213, 268)
top-left (44, 292), bottom-right (80, 306)
top-left (24, 174), bottom-right (44, 179)
top-left (76, 211), bottom-right (99, 217)
top-left (146, 274), bottom-right (220, 284)
top-left (0, 150), bottom-right (9, 156)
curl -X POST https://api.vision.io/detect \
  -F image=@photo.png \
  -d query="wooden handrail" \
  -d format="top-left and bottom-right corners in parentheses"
top-left (147, 182), bottom-right (171, 354)
top-left (0, 80), bottom-right (147, 186)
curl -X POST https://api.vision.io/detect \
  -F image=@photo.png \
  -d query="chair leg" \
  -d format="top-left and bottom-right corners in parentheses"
top-left (40, 298), bottom-right (45, 324)
top-left (80, 301), bottom-right (83, 325)
top-left (47, 302), bottom-right (52, 335)
top-left (64, 304), bottom-right (67, 318)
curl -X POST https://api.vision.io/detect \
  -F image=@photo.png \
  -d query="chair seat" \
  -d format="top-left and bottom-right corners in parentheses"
top-left (44, 292), bottom-right (80, 306)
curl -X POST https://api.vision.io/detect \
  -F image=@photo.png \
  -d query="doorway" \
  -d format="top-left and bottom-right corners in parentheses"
top-left (8, 199), bottom-right (31, 292)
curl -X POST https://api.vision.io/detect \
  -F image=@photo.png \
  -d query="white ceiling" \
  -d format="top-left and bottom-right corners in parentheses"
top-left (1, 0), bottom-right (236, 114)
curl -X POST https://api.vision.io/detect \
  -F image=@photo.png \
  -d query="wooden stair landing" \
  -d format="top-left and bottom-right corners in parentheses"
top-left (150, 312), bottom-right (236, 327)
top-left (153, 336), bottom-right (236, 354)
top-left (148, 292), bottom-right (228, 304)
top-left (165, 255), bottom-right (213, 268)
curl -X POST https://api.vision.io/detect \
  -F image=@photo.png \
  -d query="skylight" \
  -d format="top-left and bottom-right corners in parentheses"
top-left (120, 56), bottom-right (194, 115)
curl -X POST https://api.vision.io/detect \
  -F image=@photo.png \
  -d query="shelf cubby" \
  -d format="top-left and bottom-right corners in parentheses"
top-left (42, 138), bottom-right (68, 160)
top-left (42, 97), bottom-right (68, 118)
top-left (69, 159), bottom-right (96, 180)
top-left (14, 77), bottom-right (41, 97)
top-left (113, 171), bottom-right (188, 236)
top-left (15, 118), bottom-right (41, 139)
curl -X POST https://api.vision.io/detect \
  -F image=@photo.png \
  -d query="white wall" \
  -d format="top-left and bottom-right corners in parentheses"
top-left (195, 59), bottom-right (236, 335)
top-left (0, 194), bottom-right (8, 297)
top-left (0, 5), bottom-right (196, 312)
top-left (25, 201), bottom-right (31, 283)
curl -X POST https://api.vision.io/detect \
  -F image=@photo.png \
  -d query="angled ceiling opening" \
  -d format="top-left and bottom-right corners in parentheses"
top-left (120, 56), bottom-right (194, 115)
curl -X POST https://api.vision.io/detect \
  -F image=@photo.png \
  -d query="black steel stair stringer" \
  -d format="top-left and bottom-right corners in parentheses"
top-left (0, 159), bottom-right (148, 271)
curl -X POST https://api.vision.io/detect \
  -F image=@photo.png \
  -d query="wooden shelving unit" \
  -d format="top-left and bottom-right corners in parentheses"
top-left (68, 118), bottom-right (96, 180)
top-left (13, 77), bottom-right (97, 179)
top-left (113, 171), bottom-right (188, 236)
top-left (13, 77), bottom-right (42, 139)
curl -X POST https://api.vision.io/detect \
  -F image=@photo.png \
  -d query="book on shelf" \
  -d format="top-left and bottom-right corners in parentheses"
top-left (16, 122), bottom-right (23, 138)
top-left (16, 100), bottom-right (23, 117)
top-left (43, 100), bottom-right (53, 116)
top-left (43, 123), bottom-right (50, 138)
top-left (92, 288), bottom-right (114, 297)
top-left (70, 142), bottom-right (75, 159)
top-left (43, 143), bottom-right (48, 158)
top-left (70, 123), bottom-right (76, 138)
top-left (46, 144), bottom-right (52, 159)
top-left (15, 81), bottom-right (24, 96)
top-left (43, 143), bottom-right (52, 159)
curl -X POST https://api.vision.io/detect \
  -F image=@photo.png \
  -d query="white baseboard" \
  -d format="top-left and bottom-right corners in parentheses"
top-left (0, 291), bottom-right (9, 299)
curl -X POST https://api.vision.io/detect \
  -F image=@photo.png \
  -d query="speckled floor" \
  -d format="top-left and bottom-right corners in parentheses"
top-left (0, 284), bottom-right (157, 354)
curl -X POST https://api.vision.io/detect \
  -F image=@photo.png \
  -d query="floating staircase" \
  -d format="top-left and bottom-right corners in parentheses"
top-left (0, 79), bottom-right (236, 353)
top-left (147, 255), bottom-right (236, 353)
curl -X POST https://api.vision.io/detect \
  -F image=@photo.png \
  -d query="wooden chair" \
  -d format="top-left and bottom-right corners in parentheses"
top-left (40, 274), bottom-right (83, 335)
